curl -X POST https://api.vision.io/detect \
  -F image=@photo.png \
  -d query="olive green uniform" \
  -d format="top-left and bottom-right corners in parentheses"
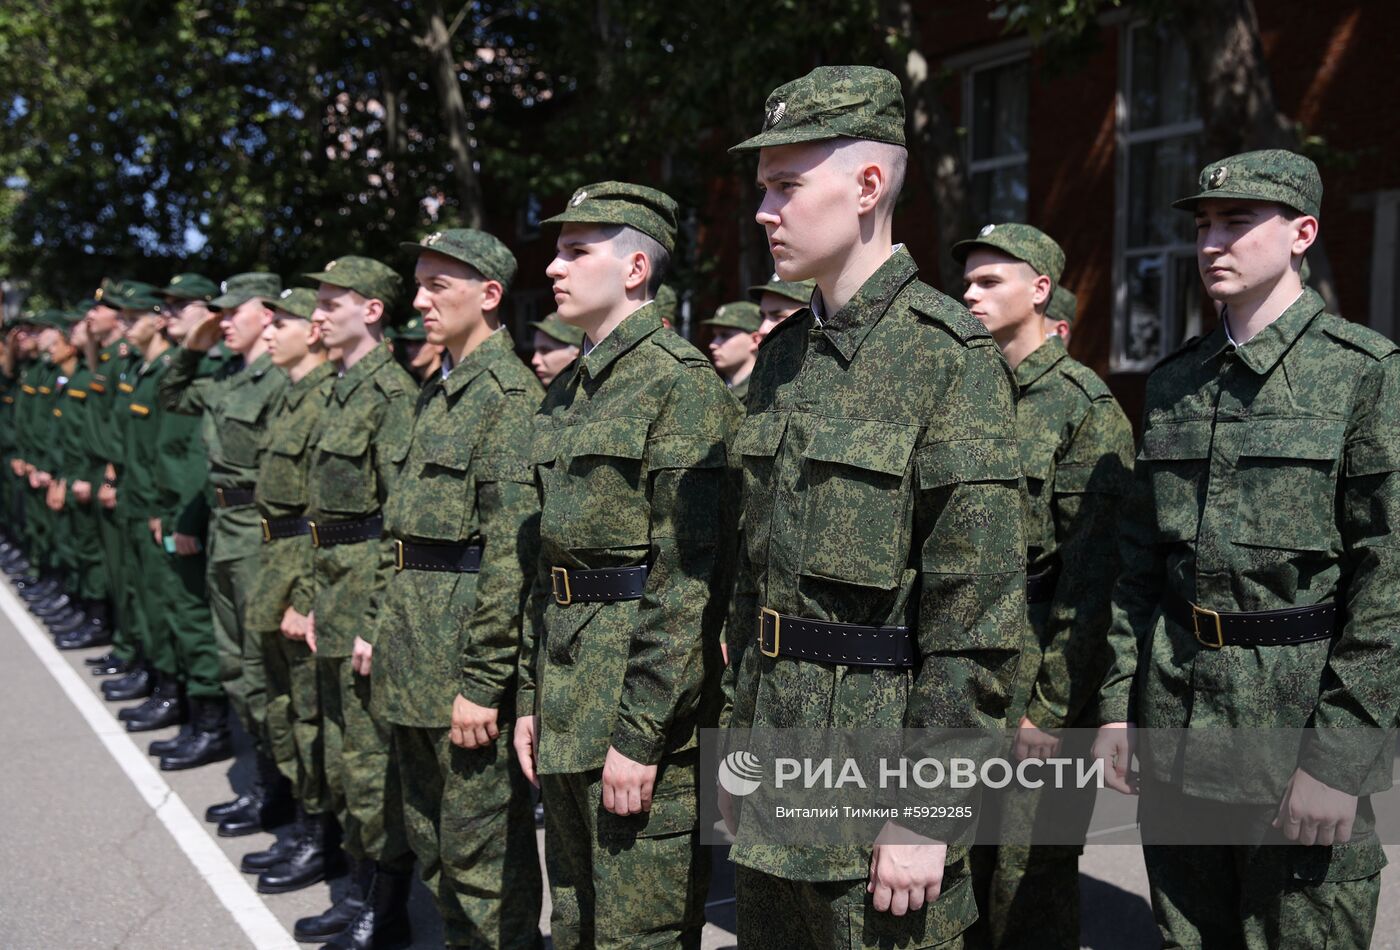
top-left (86, 340), bottom-right (140, 658)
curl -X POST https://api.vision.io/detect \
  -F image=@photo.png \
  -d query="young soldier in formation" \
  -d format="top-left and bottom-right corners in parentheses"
top-left (748, 273), bottom-right (815, 347)
top-left (514, 182), bottom-right (741, 948)
top-left (528, 313), bottom-right (583, 386)
top-left (300, 256), bottom-right (417, 949)
top-left (1092, 150), bottom-right (1399, 948)
top-left (1044, 285), bottom-right (1076, 341)
top-left (722, 66), bottom-right (1027, 948)
top-left (955, 224), bottom-right (1133, 948)
top-left (375, 229), bottom-right (543, 948)
top-left (703, 301), bottom-right (763, 401)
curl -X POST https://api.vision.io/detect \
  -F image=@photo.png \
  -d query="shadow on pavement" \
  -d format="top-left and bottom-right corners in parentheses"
top-left (1079, 873), bottom-right (1157, 949)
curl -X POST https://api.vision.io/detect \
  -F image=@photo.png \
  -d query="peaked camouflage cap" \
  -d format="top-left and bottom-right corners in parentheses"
top-left (160, 272), bottom-right (219, 301)
top-left (542, 181), bottom-right (679, 254)
top-left (305, 255), bottom-right (404, 310)
top-left (748, 273), bottom-right (816, 306)
top-left (211, 272), bottom-right (283, 310)
top-left (112, 280), bottom-right (165, 312)
top-left (704, 301), bottom-right (763, 332)
top-left (270, 287), bottom-right (319, 320)
top-left (1172, 149), bottom-right (1322, 219)
top-left (86, 277), bottom-right (123, 310)
top-left (390, 314), bottom-right (428, 342)
top-left (530, 313), bottom-right (585, 347)
top-left (1047, 285), bottom-right (1078, 325)
top-left (730, 65), bottom-right (906, 153)
top-left (952, 222), bottom-right (1065, 283)
top-left (402, 228), bottom-right (519, 290)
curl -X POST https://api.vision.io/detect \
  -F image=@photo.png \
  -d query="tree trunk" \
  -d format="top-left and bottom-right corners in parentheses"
top-left (422, 0), bottom-right (483, 228)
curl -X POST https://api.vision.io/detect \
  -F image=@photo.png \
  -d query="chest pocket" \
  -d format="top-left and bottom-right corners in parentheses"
top-left (800, 417), bottom-right (918, 590)
top-left (733, 412), bottom-right (786, 559)
top-left (1233, 418), bottom-right (1344, 552)
top-left (543, 416), bottom-right (650, 550)
top-left (398, 437), bottom-right (475, 540)
top-left (260, 425), bottom-right (314, 509)
top-left (1140, 422), bottom-right (1212, 543)
top-left (315, 425), bottom-right (376, 516)
top-left (218, 396), bottom-right (267, 469)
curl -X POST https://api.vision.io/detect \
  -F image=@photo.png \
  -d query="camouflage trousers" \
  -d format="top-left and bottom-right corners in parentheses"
top-left (734, 861), bottom-right (975, 949)
top-left (316, 655), bottom-right (411, 870)
top-left (539, 750), bottom-right (708, 949)
top-left (1140, 781), bottom-right (1384, 949)
top-left (261, 629), bottom-right (324, 810)
top-left (394, 724), bottom-right (542, 948)
top-left (206, 549), bottom-right (266, 750)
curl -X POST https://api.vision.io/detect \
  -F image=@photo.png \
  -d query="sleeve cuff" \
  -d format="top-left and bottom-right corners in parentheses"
top-left (610, 724), bottom-right (667, 766)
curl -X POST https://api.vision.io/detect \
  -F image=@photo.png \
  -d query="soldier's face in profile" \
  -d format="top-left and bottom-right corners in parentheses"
top-left (755, 140), bottom-right (874, 285)
top-left (126, 312), bottom-right (162, 348)
top-left (708, 327), bottom-right (757, 375)
top-left (530, 330), bottom-right (578, 386)
top-left (85, 304), bottom-right (119, 340)
top-left (264, 314), bottom-right (313, 368)
top-left (220, 298), bottom-right (274, 355)
top-left (754, 291), bottom-right (803, 346)
top-left (547, 224), bottom-right (633, 327)
top-left (412, 251), bottom-right (500, 347)
top-left (312, 284), bottom-right (374, 350)
top-left (165, 298), bottom-right (212, 341)
top-left (1194, 198), bottom-right (1317, 304)
top-left (962, 250), bottom-right (1044, 339)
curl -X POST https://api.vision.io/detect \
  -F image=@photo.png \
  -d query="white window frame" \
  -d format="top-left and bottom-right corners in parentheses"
top-left (963, 52), bottom-right (1031, 226)
top-left (1111, 21), bottom-right (1205, 373)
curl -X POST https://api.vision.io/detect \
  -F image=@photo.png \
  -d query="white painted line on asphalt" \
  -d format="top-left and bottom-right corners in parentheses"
top-left (1086, 821), bottom-right (1140, 839)
top-left (0, 583), bottom-right (298, 950)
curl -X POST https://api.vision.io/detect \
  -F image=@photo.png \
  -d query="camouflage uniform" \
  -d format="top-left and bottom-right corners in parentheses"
top-left (377, 230), bottom-right (543, 946)
top-left (1098, 151), bottom-right (1395, 948)
top-left (702, 301), bottom-right (762, 403)
top-left (725, 67), bottom-right (1027, 950)
top-left (522, 182), bottom-right (741, 950)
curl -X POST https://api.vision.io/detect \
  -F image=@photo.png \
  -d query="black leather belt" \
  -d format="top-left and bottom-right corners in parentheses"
top-left (214, 486), bottom-right (256, 508)
top-left (757, 607), bottom-right (917, 668)
top-left (1026, 564), bottom-right (1059, 604)
top-left (394, 540), bottom-right (483, 573)
top-left (1171, 597), bottom-right (1341, 649)
top-left (309, 514), bottom-right (384, 549)
top-left (261, 515), bottom-right (310, 542)
top-left (550, 565), bottom-right (648, 605)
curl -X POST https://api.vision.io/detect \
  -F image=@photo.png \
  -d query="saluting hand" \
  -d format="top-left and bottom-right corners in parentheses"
top-left (184, 311), bottom-right (223, 352)
top-left (450, 694), bottom-right (500, 750)
top-left (602, 746), bottom-right (657, 816)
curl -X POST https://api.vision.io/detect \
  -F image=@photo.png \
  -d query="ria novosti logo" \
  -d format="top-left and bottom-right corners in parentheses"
top-left (718, 750), bottom-right (764, 797)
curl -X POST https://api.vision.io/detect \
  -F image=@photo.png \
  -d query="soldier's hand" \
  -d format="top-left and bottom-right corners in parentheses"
top-left (148, 517), bottom-right (163, 543)
top-left (1013, 716), bottom-right (1062, 761)
top-left (72, 479), bottom-right (92, 503)
top-left (450, 694), bottom-right (500, 749)
top-left (1090, 722), bottom-right (1138, 795)
top-left (351, 636), bottom-right (373, 676)
top-left (10, 458), bottom-right (25, 476)
top-left (1273, 768), bottom-right (1358, 846)
top-left (280, 606), bottom-right (308, 641)
top-left (306, 612), bottom-right (317, 653)
top-left (45, 482), bottom-right (64, 511)
top-left (173, 532), bottom-right (200, 556)
top-left (718, 786), bottom-right (738, 836)
top-left (98, 483), bottom-right (117, 509)
top-left (601, 746), bottom-right (657, 816)
top-left (185, 311), bottom-right (223, 352)
top-left (34, 469), bottom-right (52, 488)
top-left (514, 714), bottom-right (539, 786)
top-left (868, 822), bottom-right (948, 915)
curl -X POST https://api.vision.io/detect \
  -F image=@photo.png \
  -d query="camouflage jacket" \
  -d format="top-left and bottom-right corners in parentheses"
top-left (722, 248), bottom-right (1026, 881)
top-left (159, 349), bottom-right (287, 562)
top-left (375, 331), bottom-right (543, 728)
top-left (244, 360), bottom-right (336, 634)
top-left (305, 345), bottom-right (415, 658)
top-left (1013, 337), bottom-right (1133, 730)
top-left (1099, 289), bottom-right (1400, 800)
top-left (520, 302), bottom-right (741, 774)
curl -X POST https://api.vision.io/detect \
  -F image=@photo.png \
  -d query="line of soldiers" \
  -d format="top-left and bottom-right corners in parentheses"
top-left (1, 62), bottom-right (1393, 950)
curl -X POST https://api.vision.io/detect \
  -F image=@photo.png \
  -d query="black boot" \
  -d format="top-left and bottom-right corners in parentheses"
top-left (104, 663), bottom-right (153, 702)
top-left (257, 808), bottom-right (340, 892)
top-left (49, 605), bottom-right (91, 635)
top-left (159, 697), bottom-right (234, 770)
top-left (241, 823), bottom-right (302, 875)
top-left (32, 592), bottom-right (76, 617)
top-left (57, 619), bottom-right (112, 650)
top-left (149, 721), bottom-right (194, 757)
top-left (321, 863), bottom-right (413, 950)
top-left (91, 655), bottom-right (135, 676)
top-left (3, 557), bottom-right (31, 577)
top-left (85, 650), bottom-right (120, 668)
top-left (123, 673), bottom-right (187, 732)
top-left (18, 574), bottom-right (58, 601)
top-left (295, 857), bottom-right (370, 942)
top-left (214, 754), bottom-right (294, 836)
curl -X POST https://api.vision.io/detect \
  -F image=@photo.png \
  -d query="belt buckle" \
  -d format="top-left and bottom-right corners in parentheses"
top-left (394, 540), bottom-right (405, 572)
top-left (308, 521), bottom-right (321, 548)
top-left (260, 518), bottom-right (272, 543)
top-left (215, 487), bottom-right (226, 507)
top-left (759, 607), bottom-right (781, 658)
top-left (1191, 603), bottom-right (1224, 649)
top-left (551, 567), bottom-right (572, 606)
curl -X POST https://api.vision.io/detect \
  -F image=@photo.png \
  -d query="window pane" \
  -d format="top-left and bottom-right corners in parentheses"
top-left (972, 164), bottom-right (1028, 225)
top-left (1125, 254), bottom-right (1165, 364)
top-left (971, 60), bottom-right (1028, 161)
top-left (1130, 24), bottom-right (1198, 130)
top-left (1127, 137), bottom-right (1199, 248)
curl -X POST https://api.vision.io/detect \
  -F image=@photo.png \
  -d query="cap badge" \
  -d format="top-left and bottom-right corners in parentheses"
top-left (979, 224), bottom-right (996, 236)
top-left (325, 260), bottom-right (338, 270)
top-left (219, 281), bottom-right (229, 293)
top-left (764, 101), bottom-right (787, 130)
top-left (1208, 166), bottom-right (1228, 188)
top-left (94, 288), bottom-right (104, 300)
top-left (425, 231), bottom-right (442, 246)
top-left (279, 289), bottom-right (293, 299)
top-left (570, 190), bottom-right (588, 208)
top-left (171, 276), bottom-right (182, 284)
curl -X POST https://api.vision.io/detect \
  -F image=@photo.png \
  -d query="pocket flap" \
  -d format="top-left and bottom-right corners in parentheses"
top-left (1019, 438), bottom-right (1058, 482)
top-left (1241, 418), bottom-right (1344, 461)
top-left (804, 417), bottom-right (918, 476)
top-left (418, 436), bottom-right (474, 472)
top-left (317, 425), bottom-right (371, 458)
top-left (222, 397), bottom-right (267, 424)
top-left (1140, 422), bottom-right (1213, 461)
top-left (732, 411), bottom-right (786, 458)
top-left (268, 425), bottom-right (314, 457)
top-left (567, 416), bottom-right (648, 461)
top-left (917, 438), bottom-right (1020, 489)
top-left (647, 434), bottom-right (726, 470)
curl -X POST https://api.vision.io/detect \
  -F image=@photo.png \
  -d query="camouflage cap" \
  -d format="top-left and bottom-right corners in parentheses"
top-left (112, 280), bottom-right (166, 313)
top-left (654, 284), bottom-right (678, 320)
top-left (747, 273), bottom-right (816, 306)
top-left (160, 272), bottom-right (219, 302)
top-left (1172, 149), bottom-right (1322, 219)
top-left (270, 287), bottom-right (318, 321)
top-left (1047, 285), bottom-right (1078, 325)
top-left (730, 65), bottom-right (906, 153)
top-left (542, 181), bottom-right (679, 255)
top-left (401, 228), bottom-right (518, 291)
top-left (392, 315), bottom-right (428, 343)
top-left (211, 272), bottom-right (282, 310)
top-left (703, 301), bottom-right (763, 333)
top-left (530, 313), bottom-right (585, 347)
top-left (304, 255), bottom-right (403, 310)
top-left (952, 222), bottom-right (1065, 284)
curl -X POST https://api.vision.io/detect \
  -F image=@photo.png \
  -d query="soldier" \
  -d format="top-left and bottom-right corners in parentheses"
top-left (238, 287), bottom-right (339, 894)
top-left (374, 229), bottom-right (543, 948)
top-left (528, 313), bottom-right (583, 386)
top-left (387, 314), bottom-right (444, 383)
top-left (722, 66), bottom-right (1026, 948)
top-left (511, 182), bottom-right (739, 949)
top-left (654, 282), bottom-right (679, 330)
top-left (13, 310), bottom-right (69, 608)
top-left (954, 224), bottom-right (1133, 949)
top-left (747, 273), bottom-right (814, 346)
top-left (298, 255), bottom-right (417, 949)
top-left (158, 273), bottom-right (292, 834)
top-left (1091, 150), bottom-right (1398, 948)
top-left (703, 301), bottom-right (762, 401)
top-left (3, 315), bottom-right (45, 583)
top-left (1044, 286), bottom-right (1076, 342)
